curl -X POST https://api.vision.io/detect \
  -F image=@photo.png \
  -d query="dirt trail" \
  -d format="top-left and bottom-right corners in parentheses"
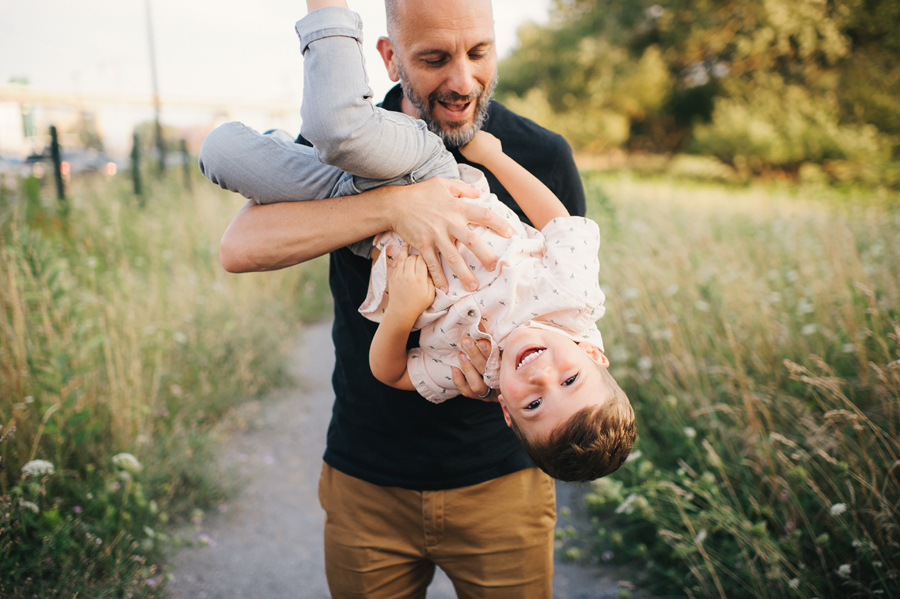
top-left (166, 320), bottom-right (641, 599)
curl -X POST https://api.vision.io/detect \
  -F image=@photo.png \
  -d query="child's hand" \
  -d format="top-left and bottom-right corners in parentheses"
top-left (459, 130), bottom-right (503, 166)
top-left (385, 244), bottom-right (435, 322)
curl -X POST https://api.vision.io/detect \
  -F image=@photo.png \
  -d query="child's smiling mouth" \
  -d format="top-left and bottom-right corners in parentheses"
top-left (516, 347), bottom-right (546, 369)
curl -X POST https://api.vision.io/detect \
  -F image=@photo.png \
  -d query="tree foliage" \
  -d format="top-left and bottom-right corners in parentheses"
top-left (497, 0), bottom-right (900, 175)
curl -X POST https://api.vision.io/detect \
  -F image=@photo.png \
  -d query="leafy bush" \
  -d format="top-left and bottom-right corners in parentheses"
top-left (691, 80), bottom-right (894, 174)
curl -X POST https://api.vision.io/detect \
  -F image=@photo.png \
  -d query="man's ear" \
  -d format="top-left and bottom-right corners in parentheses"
top-left (578, 342), bottom-right (609, 368)
top-left (376, 37), bottom-right (400, 82)
top-left (498, 394), bottom-right (512, 427)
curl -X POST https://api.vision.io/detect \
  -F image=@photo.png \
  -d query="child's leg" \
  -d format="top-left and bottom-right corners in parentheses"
top-left (297, 7), bottom-right (457, 182)
top-left (199, 121), bottom-right (349, 203)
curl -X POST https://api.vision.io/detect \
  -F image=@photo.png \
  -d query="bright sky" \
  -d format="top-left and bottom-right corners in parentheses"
top-left (0, 0), bottom-right (552, 105)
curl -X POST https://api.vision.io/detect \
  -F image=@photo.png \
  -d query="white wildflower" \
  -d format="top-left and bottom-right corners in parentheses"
top-left (637, 356), bottom-right (653, 371)
top-left (652, 328), bottom-right (673, 340)
top-left (622, 287), bottom-right (640, 300)
top-left (768, 291), bottom-right (782, 304)
top-left (625, 323), bottom-right (643, 335)
top-left (694, 300), bottom-right (711, 312)
top-left (797, 299), bottom-right (815, 314)
top-left (173, 331), bottom-right (188, 344)
top-left (663, 283), bottom-right (679, 297)
top-left (645, 4), bottom-right (663, 18)
top-left (788, 578), bottom-right (799, 589)
top-left (830, 503), bottom-right (847, 517)
top-left (24, 396), bottom-right (34, 404)
top-left (625, 450), bottom-right (642, 462)
top-left (19, 500), bottom-right (40, 514)
top-left (836, 564), bottom-right (851, 578)
top-left (841, 343), bottom-right (856, 353)
top-left (695, 530), bottom-right (707, 544)
top-left (801, 324), bottom-right (817, 336)
top-left (22, 459), bottom-right (55, 478)
top-left (112, 453), bottom-right (142, 474)
top-left (614, 493), bottom-right (639, 515)
top-left (683, 427), bottom-right (697, 439)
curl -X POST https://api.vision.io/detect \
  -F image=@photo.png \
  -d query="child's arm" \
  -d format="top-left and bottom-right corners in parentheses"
top-left (459, 131), bottom-right (569, 230)
top-left (369, 245), bottom-right (435, 390)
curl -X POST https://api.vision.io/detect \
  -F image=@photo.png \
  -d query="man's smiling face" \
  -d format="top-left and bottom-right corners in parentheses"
top-left (378, 0), bottom-right (498, 148)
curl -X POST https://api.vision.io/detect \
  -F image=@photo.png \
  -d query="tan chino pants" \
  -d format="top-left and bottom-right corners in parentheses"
top-left (318, 463), bottom-right (556, 599)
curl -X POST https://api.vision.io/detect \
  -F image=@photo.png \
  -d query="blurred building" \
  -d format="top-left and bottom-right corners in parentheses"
top-left (0, 82), bottom-right (299, 158)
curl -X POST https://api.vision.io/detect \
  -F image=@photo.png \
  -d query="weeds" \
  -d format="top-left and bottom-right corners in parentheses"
top-left (584, 173), bottom-right (900, 598)
top-left (0, 172), bottom-right (328, 596)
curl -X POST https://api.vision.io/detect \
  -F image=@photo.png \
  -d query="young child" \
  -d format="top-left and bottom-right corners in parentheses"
top-left (200, 0), bottom-right (635, 481)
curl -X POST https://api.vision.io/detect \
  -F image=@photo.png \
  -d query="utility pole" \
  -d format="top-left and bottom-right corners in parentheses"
top-left (145, 0), bottom-right (165, 176)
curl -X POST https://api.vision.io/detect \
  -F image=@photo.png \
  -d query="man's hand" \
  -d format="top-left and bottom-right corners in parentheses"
top-left (389, 177), bottom-right (512, 294)
top-left (384, 244), bottom-right (435, 323)
top-left (458, 131), bottom-right (503, 167)
top-left (452, 336), bottom-right (496, 402)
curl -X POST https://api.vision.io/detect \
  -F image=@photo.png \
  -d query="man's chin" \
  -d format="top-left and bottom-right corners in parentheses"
top-left (433, 119), bottom-right (478, 148)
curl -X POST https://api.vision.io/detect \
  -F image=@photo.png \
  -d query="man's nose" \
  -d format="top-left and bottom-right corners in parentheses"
top-left (446, 58), bottom-right (476, 97)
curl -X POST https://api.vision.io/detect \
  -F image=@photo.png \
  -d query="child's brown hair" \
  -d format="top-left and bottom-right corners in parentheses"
top-left (509, 371), bottom-right (635, 482)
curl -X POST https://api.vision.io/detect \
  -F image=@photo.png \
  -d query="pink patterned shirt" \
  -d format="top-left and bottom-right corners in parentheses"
top-left (360, 165), bottom-right (605, 402)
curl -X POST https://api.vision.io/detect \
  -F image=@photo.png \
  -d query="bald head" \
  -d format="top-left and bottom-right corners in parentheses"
top-left (384, 0), bottom-right (494, 49)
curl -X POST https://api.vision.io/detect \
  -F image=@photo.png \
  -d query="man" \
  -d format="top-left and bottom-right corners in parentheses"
top-left (204, 0), bottom-right (586, 596)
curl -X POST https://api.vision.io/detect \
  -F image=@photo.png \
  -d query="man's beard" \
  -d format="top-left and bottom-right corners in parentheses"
top-left (396, 63), bottom-right (498, 149)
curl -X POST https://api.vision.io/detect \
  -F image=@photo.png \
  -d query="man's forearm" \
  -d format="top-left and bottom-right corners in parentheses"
top-left (220, 186), bottom-right (397, 272)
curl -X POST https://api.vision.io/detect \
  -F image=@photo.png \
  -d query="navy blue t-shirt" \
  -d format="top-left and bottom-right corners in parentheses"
top-left (314, 85), bottom-right (586, 490)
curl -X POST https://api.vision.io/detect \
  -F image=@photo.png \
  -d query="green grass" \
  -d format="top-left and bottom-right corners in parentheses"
top-left (0, 172), bottom-right (329, 597)
top-left (581, 172), bottom-right (900, 598)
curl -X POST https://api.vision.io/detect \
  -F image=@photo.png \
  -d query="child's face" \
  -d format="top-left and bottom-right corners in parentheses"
top-left (497, 327), bottom-right (610, 442)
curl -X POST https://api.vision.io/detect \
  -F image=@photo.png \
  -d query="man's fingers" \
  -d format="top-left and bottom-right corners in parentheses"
top-left (461, 336), bottom-right (489, 374)
top-left (443, 178), bottom-right (480, 199)
top-left (456, 227), bottom-right (498, 273)
top-left (451, 367), bottom-right (474, 398)
top-left (464, 202), bottom-right (512, 238)
top-left (419, 247), bottom-right (448, 293)
top-left (454, 354), bottom-right (494, 402)
top-left (437, 240), bottom-right (478, 292)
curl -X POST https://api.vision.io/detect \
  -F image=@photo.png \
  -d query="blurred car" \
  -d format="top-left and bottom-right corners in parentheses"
top-left (21, 149), bottom-right (118, 179)
top-left (0, 154), bottom-right (23, 178)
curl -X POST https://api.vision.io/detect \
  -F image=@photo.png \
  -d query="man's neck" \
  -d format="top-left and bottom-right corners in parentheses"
top-left (400, 94), bottom-right (419, 119)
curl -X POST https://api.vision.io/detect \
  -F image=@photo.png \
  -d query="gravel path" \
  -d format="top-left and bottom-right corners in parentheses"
top-left (166, 320), bottom-right (644, 599)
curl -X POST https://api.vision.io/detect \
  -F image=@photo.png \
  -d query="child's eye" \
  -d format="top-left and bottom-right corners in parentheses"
top-left (563, 374), bottom-right (578, 386)
top-left (526, 399), bottom-right (542, 410)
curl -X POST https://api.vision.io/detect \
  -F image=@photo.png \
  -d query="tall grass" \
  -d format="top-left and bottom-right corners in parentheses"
top-left (0, 172), bottom-right (328, 597)
top-left (583, 174), bottom-right (900, 598)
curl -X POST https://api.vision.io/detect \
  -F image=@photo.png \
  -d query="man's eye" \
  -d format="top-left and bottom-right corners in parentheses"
top-left (526, 399), bottom-right (542, 410)
top-left (563, 374), bottom-right (578, 386)
top-left (469, 52), bottom-right (487, 60)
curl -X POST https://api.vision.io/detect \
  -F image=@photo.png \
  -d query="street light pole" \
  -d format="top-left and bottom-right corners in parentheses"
top-left (145, 0), bottom-right (165, 175)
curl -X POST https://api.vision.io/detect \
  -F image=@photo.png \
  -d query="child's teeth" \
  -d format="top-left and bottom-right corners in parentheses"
top-left (518, 349), bottom-right (544, 369)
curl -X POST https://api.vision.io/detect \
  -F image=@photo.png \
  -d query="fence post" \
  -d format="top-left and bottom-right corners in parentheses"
top-left (131, 131), bottom-right (143, 200)
top-left (49, 125), bottom-right (66, 205)
top-left (180, 138), bottom-right (192, 190)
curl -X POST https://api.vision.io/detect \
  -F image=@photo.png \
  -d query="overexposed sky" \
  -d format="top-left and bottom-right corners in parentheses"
top-left (0, 0), bottom-right (552, 104)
